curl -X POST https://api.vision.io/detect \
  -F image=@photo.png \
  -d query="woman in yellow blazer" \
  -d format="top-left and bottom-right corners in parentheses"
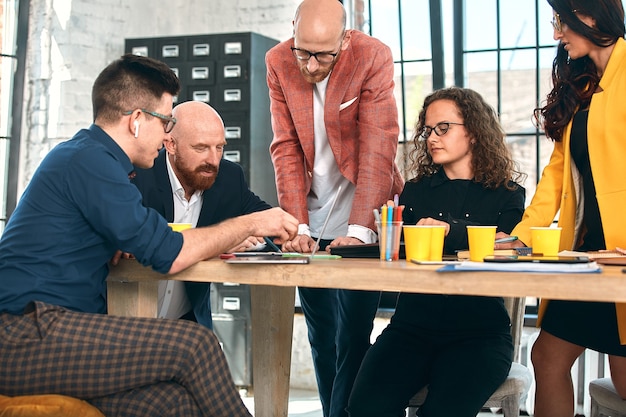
top-left (503, 1), bottom-right (626, 416)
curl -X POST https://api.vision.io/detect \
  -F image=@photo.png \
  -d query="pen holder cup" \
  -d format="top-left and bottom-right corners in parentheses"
top-left (376, 221), bottom-right (403, 261)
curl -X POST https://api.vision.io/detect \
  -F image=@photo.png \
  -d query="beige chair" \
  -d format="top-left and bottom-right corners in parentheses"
top-left (406, 297), bottom-right (532, 417)
top-left (589, 378), bottom-right (626, 417)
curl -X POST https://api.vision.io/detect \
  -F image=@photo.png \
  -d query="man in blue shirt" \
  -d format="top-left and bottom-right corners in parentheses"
top-left (0, 54), bottom-right (298, 417)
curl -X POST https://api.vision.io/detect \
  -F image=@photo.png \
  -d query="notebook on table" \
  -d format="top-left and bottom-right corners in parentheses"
top-left (329, 242), bottom-right (406, 259)
top-left (224, 186), bottom-right (342, 264)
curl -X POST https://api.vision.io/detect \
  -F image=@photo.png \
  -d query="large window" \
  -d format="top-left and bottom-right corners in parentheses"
top-left (0, 0), bottom-right (25, 234)
top-left (355, 0), bottom-right (557, 200)
top-left (354, 0), bottom-right (563, 318)
top-left (460, 0), bottom-right (556, 202)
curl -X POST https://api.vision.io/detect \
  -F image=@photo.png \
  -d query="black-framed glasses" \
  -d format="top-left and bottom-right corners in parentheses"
top-left (123, 109), bottom-right (177, 133)
top-left (551, 12), bottom-right (563, 32)
top-left (419, 121), bottom-right (464, 140)
top-left (290, 46), bottom-right (339, 64)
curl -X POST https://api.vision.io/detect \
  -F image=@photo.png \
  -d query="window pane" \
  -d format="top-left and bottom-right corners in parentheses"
top-left (499, 1), bottom-right (537, 49)
top-left (395, 61), bottom-right (433, 139)
top-left (465, 0), bottom-right (497, 50)
top-left (538, 2), bottom-right (558, 45)
top-left (369, 0), bottom-right (400, 57)
top-left (499, 49), bottom-right (539, 133)
top-left (465, 51), bottom-right (498, 103)
top-left (1, 0), bottom-right (20, 232)
top-left (0, 135), bottom-right (7, 232)
top-left (399, 0), bottom-right (432, 61)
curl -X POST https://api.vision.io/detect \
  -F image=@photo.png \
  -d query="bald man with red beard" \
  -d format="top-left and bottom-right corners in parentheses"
top-left (132, 101), bottom-right (273, 329)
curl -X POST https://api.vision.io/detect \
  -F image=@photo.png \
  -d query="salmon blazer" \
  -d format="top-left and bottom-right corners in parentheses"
top-left (512, 38), bottom-right (626, 343)
top-left (266, 30), bottom-right (404, 232)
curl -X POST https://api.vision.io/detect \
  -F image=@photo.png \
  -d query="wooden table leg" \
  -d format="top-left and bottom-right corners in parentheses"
top-left (107, 280), bottom-right (159, 318)
top-left (250, 285), bottom-right (295, 417)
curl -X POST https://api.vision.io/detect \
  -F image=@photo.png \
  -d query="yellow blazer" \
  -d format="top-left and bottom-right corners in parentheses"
top-left (512, 37), bottom-right (626, 343)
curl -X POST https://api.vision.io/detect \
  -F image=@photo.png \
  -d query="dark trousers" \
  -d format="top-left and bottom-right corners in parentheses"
top-left (185, 281), bottom-right (213, 329)
top-left (347, 324), bottom-right (512, 417)
top-left (299, 260), bottom-right (381, 417)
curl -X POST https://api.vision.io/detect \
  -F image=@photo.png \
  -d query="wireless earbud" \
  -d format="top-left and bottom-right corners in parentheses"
top-left (134, 121), bottom-right (140, 138)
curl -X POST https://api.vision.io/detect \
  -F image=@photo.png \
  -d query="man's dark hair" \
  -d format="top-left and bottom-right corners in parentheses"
top-left (92, 53), bottom-right (180, 123)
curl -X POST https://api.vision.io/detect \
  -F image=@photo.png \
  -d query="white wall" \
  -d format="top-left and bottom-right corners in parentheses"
top-left (18, 0), bottom-right (299, 192)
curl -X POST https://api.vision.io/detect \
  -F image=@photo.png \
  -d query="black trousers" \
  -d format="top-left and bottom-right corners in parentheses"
top-left (299, 239), bottom-right (381, 417)
top-left (347, 321), bottom-right (512, 417)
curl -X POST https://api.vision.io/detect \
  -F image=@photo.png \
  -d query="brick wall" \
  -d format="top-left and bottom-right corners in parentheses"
top-left (19, 0), bottom-right (300, 189)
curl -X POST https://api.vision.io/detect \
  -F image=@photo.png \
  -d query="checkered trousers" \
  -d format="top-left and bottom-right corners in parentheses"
top-left (0, 301), bottom-right (252, 417)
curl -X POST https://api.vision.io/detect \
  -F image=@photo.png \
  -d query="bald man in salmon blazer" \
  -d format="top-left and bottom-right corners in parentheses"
top-left (266, 1), bottom-right (403, 416)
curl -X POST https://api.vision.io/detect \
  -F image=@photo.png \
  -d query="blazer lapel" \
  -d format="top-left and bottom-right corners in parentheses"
top-left (154, 151), bottom-right (175, 222)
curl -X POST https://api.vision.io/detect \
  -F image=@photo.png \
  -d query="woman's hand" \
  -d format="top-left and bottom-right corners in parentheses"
top-left (494, 232), bottom-right (527, 250)
top-left (416, 217), bottom-right (450, 235)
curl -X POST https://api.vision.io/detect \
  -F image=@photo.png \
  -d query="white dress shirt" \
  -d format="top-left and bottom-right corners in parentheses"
top-left (303, 75), bottom-right (376, 244)
top-left (157, 156), bottom-right (204, 319)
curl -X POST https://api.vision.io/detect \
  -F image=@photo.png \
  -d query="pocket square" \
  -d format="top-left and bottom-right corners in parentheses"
top-left (339, 97), bottom-right (358, 111)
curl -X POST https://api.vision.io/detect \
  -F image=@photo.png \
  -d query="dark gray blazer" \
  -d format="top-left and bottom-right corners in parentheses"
top-left (132, 149), bottom-right (272, 328)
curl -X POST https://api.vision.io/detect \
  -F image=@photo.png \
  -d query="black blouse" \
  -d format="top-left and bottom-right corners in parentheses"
top-left (394, 169), bottom-right (525, 332)
top-left (399, 169), bottom-right (525, 255)
top-left (570, 109), bottom-right (605, 251)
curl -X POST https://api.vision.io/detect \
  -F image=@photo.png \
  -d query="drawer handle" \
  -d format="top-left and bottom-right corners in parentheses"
top-left (225, 127), bottom-right (242, 139)
top-left (161, 45), bottom-right (179, 58)
top-left (192, 43), bottom-right (210, 56)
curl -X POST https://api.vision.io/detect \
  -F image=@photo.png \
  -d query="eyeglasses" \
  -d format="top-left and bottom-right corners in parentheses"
top-left (551, 12), bottom-right (563, 32)
top-left (123, 109), bottom-right (177, 133)
top-left (419, 121), bottom-right (464, 140)
top-left (551, 9), bottom-right (579, 33)
top-left (290, 46), bottom-right (339, 64)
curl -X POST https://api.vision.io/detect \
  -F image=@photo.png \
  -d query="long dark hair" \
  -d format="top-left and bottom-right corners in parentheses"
top-left (536, 0), bottom-right (625, 141)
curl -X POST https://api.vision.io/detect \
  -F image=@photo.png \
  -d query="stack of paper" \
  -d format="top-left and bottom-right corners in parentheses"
top-left (437, 260), bottom-right (602, 273)
top-left (559, 250), bottom-right (626, 265)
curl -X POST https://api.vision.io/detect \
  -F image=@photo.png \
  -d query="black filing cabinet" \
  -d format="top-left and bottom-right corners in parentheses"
top-left (126, 32), bottom-right (280, 389)
top-left (125, 32), bottom-right (279, 207)
top-left (210, 283), bottom-right (252, 388)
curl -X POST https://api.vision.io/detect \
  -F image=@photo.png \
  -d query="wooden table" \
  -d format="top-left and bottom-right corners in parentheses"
top-left (107, 258), bottom-right (626, 417)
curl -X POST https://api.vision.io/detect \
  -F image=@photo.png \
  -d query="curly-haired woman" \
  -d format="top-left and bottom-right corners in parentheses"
top-left (346, 87), bottom-right (525, 417)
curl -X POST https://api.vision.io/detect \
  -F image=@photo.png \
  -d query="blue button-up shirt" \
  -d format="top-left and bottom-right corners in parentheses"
top-left (0, 125), bottom-right (182, 314)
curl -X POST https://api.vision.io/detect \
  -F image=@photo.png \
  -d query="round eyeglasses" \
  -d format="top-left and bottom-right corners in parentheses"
top-left (419, 121), bottom-right (464, 140)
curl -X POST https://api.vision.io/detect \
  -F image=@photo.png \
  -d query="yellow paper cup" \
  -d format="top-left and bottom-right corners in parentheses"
top-left (467, 225), bottom-right (497, 262)
top-left (531, 227), bottom-right (562, 256)
top-left (403, 225), bottom-right (433, 262)
top-left (429, 225), bottom-right (446, 262)
top-left (168, 222), bottom-right (192, 232)
top-left (376, 221), bottom-right (403, 261)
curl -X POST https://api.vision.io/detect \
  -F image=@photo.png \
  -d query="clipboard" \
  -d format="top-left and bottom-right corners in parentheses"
top-left (330, 243), bottom-right (406, 259)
